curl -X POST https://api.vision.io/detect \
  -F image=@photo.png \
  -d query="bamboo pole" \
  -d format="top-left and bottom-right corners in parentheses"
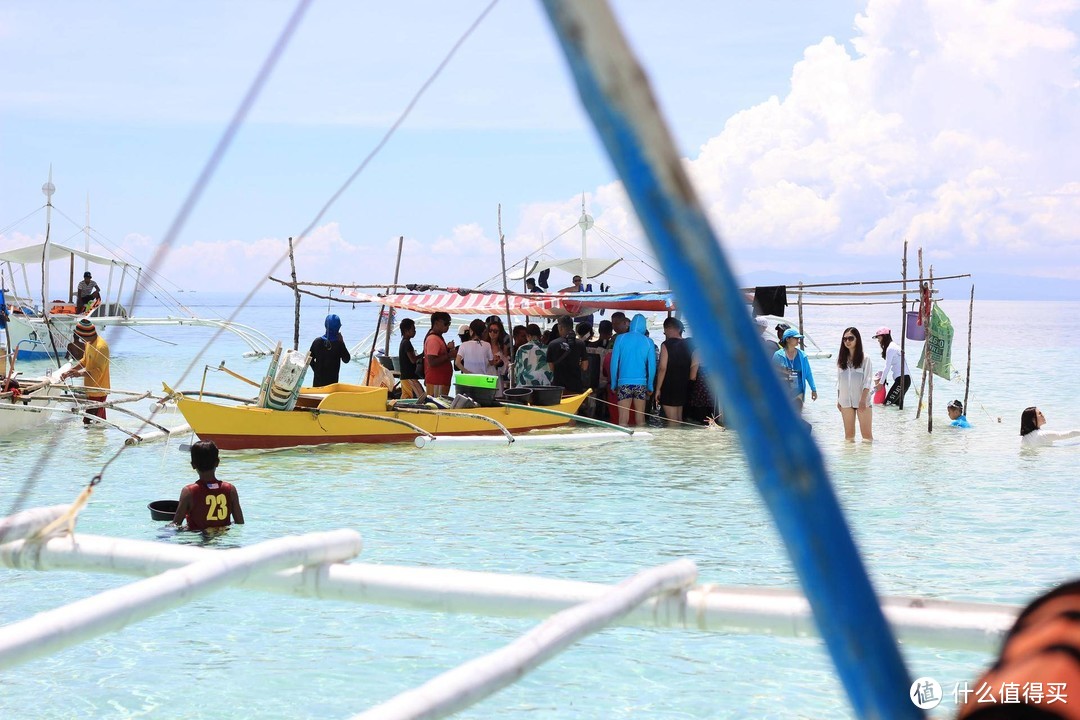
top-left (926, 268), bottom-right (935, 432)
top-left (788, 288), bottom-right (942, 297)
top-left (498, 205), bottom-right (514, 390)
top-left (417, 430), bottom-right (642, 448)
top-left (289, 237), bottom-right (300, 351)
top-left (352, 560), bottom-right (698, 720)
top-left (964, 285), bottom-right (974, 412)
top-left (798, 301), bottom-right (905, 307)
top-left (797, 281), bottom-right (804, 352)
top-left (365, 307), bottom-right (386, 388)
top-left (0, 531), bottom-right (1017, 653)
top-left (916, 251), bottom-right (928, 419)
top-left (899, 241), bottom-right (908, 410)
top-left (383, 236), bottom-right (404, 358)
top-left (122, 423), bottom-right (192, 446)
top-left (0, 505), bottom-right (67, 545)
top-left (541, 5), bottom-right (913, 716)
top-left (485, 397), bottom-right (633, 435)
top-left (0, 530), bottom-right (363, 670)
top-left (269, 273), bottom-right (971, 294)
top-left (393, 406), bottom-right (514, 442)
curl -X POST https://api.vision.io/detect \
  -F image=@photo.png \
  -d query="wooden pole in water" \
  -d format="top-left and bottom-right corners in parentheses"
top-left (916, 249), bottom-right (928, 419)
top-left (289, 237), bottom-right (300, 351)
top-left (926, 266), bottom-right (934, 433)
top-left (964, 284), bottom-right (974, 412)
top-left (383, 236), bottom-right (404, 358)
top-left (498, 205), bottom-right (514, 390)
top-left (898, 241), bottom-right (908, 409)
top-left (797, 281), bottom-right (804, 352)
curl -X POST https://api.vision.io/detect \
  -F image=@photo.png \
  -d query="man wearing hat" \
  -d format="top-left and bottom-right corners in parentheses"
top-left (75, 271), bottom-right (101, 314)
top-left (61, 319), bottom-right (111, 424)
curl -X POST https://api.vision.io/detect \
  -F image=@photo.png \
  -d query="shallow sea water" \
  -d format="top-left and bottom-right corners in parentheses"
top-left (2, 298), bottom-right (1079, 719)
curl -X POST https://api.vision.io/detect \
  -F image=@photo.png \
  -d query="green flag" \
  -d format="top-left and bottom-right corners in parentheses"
top-left (916, 303), bottom-right (954, 380)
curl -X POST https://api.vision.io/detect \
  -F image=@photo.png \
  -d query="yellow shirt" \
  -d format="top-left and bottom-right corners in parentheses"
top-left (80, 336), bottom-right (111, 395)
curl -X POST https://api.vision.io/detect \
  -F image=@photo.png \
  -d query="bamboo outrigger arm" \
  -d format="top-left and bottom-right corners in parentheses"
top-left (393, 406), bottom-right (515, 443)
top-left (498, 397), bottom-right (633, 436)
top-left (307, 406), bottom-right (436, 440)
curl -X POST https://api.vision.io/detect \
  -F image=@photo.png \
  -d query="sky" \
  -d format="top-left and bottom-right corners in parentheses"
top-left (1, 0), bottom-right (1078, 302)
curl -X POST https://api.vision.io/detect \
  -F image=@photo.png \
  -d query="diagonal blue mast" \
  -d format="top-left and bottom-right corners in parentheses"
top-left (539, 2), bottom-right (920, 717)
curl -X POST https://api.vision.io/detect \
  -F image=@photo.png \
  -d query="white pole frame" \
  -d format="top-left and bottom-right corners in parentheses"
top-left (0, 529), bottom-right (362, 670)
top-left (353, 559), bottom-right (698, 720)
top-left (0, 530), bottom-right (1015, 653)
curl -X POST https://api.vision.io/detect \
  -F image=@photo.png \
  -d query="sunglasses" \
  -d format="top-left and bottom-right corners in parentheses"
top-left (843, 336), bottom-right (856, 342)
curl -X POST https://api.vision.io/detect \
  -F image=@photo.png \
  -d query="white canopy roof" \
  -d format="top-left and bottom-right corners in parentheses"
top-left (507, 257), bottom-right (621, 281)
top-left (0, 242), bottom-right (137, 270)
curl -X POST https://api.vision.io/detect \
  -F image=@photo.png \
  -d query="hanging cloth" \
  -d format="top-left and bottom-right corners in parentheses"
top-left (753, 286), bottom-right (788, 317)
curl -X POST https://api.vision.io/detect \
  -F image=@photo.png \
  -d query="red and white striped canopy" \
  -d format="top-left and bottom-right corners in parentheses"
top-left (342, 290), bottom-right (675, 317)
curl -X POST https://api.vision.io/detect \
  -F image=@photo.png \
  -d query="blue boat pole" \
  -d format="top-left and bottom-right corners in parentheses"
top-left (539, 2), bottom-right (920, 717)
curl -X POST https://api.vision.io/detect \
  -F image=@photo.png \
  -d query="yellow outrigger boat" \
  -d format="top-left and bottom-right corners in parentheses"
top-left (170, 383), bottom-right (591, 450)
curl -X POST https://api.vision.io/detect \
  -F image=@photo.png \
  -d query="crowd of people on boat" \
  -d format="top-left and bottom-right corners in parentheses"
top-left (392, 309), bottom-right (719, 427)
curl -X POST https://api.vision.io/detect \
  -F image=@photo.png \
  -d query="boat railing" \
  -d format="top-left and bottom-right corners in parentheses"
top-left (0, 503), bottom-right (1019, 716)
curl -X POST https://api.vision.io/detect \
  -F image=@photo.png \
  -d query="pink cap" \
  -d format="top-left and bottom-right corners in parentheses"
top-left (872, 326), bottom-right (891, 338)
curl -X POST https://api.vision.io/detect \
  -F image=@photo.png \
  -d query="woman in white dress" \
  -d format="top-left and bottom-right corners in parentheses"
top-left (1020, 407), bottom-right (1080, 447)
top-left (836, 327), bottom-right (874, 442)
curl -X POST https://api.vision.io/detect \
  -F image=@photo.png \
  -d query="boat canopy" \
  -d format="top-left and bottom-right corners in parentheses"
top-left (0, 242), bottom-right (137, 271)
top-left (507, 257), bottom-right (621, 281)
top-left (343, 289), bottom-right (675, 317)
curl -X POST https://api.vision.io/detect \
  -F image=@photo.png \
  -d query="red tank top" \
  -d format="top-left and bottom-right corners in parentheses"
top-left (185, 480), bottom-right (234, 530)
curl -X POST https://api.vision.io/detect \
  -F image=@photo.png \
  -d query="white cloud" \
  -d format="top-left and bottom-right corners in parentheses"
top-left (512, 0), bottom-right (1080, 282)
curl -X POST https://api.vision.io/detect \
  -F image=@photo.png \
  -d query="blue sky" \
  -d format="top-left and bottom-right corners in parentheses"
top-left (1, 1), bottom-right (1077, 299)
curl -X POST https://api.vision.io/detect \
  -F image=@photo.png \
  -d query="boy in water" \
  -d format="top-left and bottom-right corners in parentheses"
top-left (171, 440), bottom-right (245, 530)
top-left (947, 399), bottom-right (971, 428)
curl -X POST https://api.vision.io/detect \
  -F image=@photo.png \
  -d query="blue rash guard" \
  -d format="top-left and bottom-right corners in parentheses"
top-left (772, 347), bottom-right (816, 398)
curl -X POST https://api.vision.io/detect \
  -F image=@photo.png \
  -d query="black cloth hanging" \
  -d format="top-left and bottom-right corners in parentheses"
top-left (538, 269), bottom-right (551, 289)
top-left (752, 286), bottom-right (787, 317)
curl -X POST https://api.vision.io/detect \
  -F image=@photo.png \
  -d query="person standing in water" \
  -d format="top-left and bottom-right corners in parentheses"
top-left (872, 327), bottom-right (911, 406)
top-left (772, 327), bottom-right (817, 412)
top-left (60, 319), bottom-right (110, 425)
top-left (1020, 407), bottom-right (1080, 447)
top-left (171, 440), bottom-right (244, 530)
top-left (835, 327), bottom-right (873, 442)
top-left (309, 314), bottom-right (350, 387)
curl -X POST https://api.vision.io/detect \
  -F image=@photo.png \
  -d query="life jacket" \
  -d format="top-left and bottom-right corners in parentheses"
top-left (958, 580), bottom-right (1080, 718)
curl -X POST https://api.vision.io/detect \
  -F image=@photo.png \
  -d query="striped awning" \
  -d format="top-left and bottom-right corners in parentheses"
top-left (342, 290), bottom-right (675, 317)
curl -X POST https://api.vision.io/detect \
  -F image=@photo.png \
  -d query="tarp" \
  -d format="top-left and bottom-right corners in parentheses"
top-left (0, 242), bottom-right (136, 270)
top-left (341, 290), bottom-right (675, 317)
top-left (916, 303), bottom-right (954, 380)
top-left (506, 257), bottom-right (621, 281)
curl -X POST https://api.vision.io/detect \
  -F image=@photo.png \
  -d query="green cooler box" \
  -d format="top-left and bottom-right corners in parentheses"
top-left (454, 374), bottom-right (499, 406)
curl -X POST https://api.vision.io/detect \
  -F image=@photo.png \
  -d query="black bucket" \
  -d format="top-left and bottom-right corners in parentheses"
top-left (529, 385), bottom-right (564, 406)
top-left (148, 499), bottom-right (179, 521)
top-left (502, 387), bottom-right (533, 405)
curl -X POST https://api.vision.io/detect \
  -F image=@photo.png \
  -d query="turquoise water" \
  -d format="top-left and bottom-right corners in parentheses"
top-left (2, 298), bottom-right (1079, 719)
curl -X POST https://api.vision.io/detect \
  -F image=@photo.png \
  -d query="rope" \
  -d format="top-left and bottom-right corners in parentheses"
top-left (6, 0), bottom-right (502, 531)
top-left (5, 0), bottom-right (315, 523)
top-left (29, 474), bottom-right (101, 541)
